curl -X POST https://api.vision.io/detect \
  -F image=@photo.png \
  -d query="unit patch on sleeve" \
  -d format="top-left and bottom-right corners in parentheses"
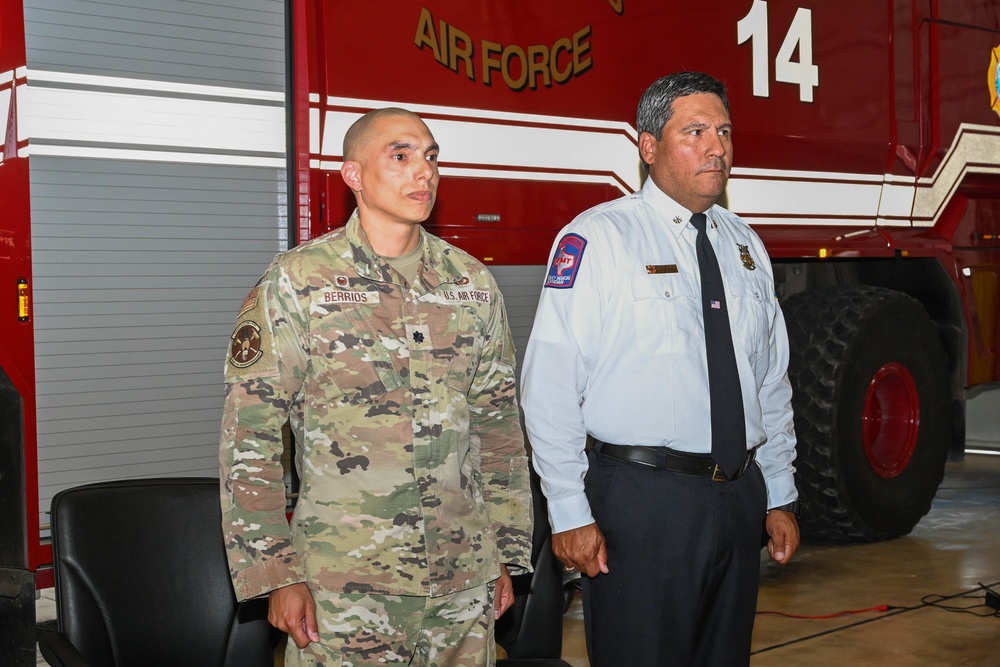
top-left (544, 233), bottom-right (587, 288)
top-left (229, 322), bottom-right (264, 368)
top-left (225, 285), bottom-right (278, 381)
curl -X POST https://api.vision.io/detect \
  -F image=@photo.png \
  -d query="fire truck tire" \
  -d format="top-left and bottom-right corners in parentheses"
top-left (782, 286), bottom-right (951, 542)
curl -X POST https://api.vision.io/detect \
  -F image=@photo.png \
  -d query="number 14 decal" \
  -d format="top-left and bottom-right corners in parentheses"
top-left (737, 0), bottom-right (819, 102)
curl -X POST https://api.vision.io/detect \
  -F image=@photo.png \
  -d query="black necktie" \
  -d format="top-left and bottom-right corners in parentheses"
top-left (691, 213), bottom-right (746, 479)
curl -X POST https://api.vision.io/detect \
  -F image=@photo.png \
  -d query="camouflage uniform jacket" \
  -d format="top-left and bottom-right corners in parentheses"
top-left (220, 213), bottom-right (533, 600)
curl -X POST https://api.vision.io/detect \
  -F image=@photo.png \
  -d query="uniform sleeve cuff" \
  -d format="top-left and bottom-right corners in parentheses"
top-left (762, 468), bottom-right (798, 510)
top-left (546, 493), bottom-right (595, 535)
top-left (232, 557), bottom-right (306, 601)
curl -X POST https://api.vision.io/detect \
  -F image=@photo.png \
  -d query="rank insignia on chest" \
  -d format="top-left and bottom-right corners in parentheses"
top-left (407, 323), bottom-right (430, 347)
top-left (738, 243), bottom-right (756, 270)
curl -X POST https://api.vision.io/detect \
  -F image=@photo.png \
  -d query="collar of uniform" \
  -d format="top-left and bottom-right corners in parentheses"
top-left (417, 232), bottom-right (469, 292)
top-left (640, 178), bottom-right (725, 241)
top-left (346, 211), bottom-right (418, 286)
top-left (345, 211), bottom-right (468, 292)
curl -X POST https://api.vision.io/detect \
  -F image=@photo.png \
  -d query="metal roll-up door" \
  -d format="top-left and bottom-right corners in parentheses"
top-left (24, 0), bottom-right (288, 530)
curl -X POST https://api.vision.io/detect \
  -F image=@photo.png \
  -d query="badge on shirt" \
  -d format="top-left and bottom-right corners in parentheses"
top-left (545, 233), bottom-right (587, 289)
top-left (738, 243), bottom-right (756, 270)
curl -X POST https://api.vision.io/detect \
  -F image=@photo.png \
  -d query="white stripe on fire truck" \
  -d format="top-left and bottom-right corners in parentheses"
top-left (18, 69), bottom-right (285, 168)
top-left (314, 103), bottom-right (894, 227)
top-left (314, 98), bottom-right (1000, 230)
top-left (13, 75), bottom-right (1000, 229)
top-left (911, 123), bottom-right (1000, 225)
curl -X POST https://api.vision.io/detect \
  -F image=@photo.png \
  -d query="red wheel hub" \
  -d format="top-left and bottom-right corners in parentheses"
top-left (862, 362), bottom-right (920, 478)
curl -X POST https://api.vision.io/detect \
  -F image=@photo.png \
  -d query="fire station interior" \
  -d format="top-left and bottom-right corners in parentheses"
top-left (29, 392), bottom-right (1000, 665)
top-left (7, 1), bottom-right (1000, 663)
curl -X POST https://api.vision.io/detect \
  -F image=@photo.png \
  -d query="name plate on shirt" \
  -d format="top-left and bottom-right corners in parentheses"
top-left (646, 264), bottom-right (679, 274)
top-left (442, 288), bottom-right (491, 304)
top-left (316, 289), bottom-right (381, 305)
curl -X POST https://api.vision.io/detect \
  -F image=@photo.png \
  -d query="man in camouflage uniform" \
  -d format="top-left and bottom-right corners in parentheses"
top-left (219, 108), bottom-right (533, 667)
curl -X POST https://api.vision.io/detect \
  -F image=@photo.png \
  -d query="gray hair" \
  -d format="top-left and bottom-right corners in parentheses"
top-left (636, 72), bottom-right (730, 140)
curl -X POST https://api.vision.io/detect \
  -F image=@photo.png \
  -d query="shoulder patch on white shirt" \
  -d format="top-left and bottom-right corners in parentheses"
top-left (545, 233), bottom-right (587, 289)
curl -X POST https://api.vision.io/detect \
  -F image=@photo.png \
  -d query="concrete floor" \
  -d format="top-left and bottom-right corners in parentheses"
top-left (556, 452), bottom-right (1000, 667)
top-left (36, 453), bottom-right (1000, 666)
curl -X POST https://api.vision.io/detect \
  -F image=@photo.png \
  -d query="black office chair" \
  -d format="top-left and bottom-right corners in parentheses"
top-left (496, 470), bottom-right (574, 667)
top-left (37, 477), bottom-right (273, 667)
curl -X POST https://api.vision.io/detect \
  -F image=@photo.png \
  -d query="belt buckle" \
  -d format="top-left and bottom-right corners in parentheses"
top-left (711, 464), bottom-right (729, 482)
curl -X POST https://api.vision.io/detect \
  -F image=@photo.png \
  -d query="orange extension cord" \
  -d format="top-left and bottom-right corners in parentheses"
top-left (756, 605), bottom-right (892, 619)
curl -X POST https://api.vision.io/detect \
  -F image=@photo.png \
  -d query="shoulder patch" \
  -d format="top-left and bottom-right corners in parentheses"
top-left (544, 233), bottom-right (587, 289)
top-left (229, 322), bottom-right (264, 368)
top-left (237, 287), bottom-right (259, 318)
top-left (225, 285), bottom-right (278, 381)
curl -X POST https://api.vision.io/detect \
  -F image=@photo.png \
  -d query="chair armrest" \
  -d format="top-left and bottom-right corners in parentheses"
top-left (36, 620), bottom-right (90, 667)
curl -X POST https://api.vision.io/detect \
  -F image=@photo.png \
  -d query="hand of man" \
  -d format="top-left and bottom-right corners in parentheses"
top-left (494, 564), bottom-right (514, 619)
top-left (551, 522), bottom-right (609, 577)
top-left (765, 510), bottom-right (800, 565)
top-left (269, 582), bottom-right (321, 648)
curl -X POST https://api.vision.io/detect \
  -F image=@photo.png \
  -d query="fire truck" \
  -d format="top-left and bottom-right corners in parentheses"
top-left (2, 0), bottom-right (999, 656)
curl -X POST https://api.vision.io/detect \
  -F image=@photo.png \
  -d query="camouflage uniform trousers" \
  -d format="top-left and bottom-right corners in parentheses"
top-left (285, 582), bottom-right (497, 667)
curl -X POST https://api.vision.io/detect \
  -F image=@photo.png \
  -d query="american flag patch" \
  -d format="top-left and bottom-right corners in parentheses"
top-left (711, 300), bottom-right (721, 309)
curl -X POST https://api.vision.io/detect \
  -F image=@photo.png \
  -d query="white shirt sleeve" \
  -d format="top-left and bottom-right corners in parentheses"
top-left (521, 220), bottom-right (612, 533)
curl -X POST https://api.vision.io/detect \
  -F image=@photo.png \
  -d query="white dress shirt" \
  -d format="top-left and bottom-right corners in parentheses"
top-left (521, 177), bottom-right (798, 533)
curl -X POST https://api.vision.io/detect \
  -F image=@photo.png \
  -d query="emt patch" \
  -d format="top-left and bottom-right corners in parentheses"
top-left (544, 233), bottom-right (587, 288)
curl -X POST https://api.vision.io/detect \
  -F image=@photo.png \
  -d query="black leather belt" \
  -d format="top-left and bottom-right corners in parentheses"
top-left (592, 440), bottom-right (756, 482)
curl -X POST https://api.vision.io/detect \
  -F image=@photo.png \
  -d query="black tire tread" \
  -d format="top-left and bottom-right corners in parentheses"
top-left (783, 286), bottom-right (950, 542)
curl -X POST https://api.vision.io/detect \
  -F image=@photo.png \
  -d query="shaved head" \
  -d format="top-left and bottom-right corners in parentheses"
top-left (343, 108), bottom-right (428, 162)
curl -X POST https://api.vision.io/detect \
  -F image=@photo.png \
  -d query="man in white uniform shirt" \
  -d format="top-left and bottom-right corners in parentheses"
top-left (521, 71), bottom-right (800, 666)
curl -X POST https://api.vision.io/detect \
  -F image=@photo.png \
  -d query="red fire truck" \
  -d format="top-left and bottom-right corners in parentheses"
top-left (297, 0), bottom-right (1000, 543)
top-left (2, 0), bottom-right (999, 648)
